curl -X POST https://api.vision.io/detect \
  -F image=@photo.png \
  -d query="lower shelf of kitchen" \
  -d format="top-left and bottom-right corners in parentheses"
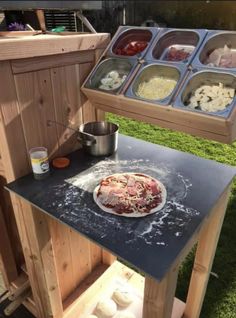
top-left (63, 260), bottom-right (185, 318)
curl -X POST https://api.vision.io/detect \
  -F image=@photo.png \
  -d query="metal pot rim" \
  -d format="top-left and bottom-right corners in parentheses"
top-left (79, 121), bottom-right (119, 136)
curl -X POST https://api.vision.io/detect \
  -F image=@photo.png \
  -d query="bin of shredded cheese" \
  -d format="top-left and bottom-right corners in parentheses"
top-left (136, 76), bottom-right (177, 100)
top-left (128, 64), bottom-right (181, 104)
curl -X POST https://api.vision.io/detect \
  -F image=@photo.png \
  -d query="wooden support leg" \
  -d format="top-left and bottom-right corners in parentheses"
top-left (102, 250), bottom-right (117, 266)
top-left (0, 206), bottom-right (18, 289)
top-left (143, 265), bottom-right (179, 318)
top-left (13, 198), bottom-right (63, 318)
top-left (184, 186), bottom-right (231, 318)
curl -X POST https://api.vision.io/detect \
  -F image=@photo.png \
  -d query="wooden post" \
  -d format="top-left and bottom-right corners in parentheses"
top-left (184, 186), bottom-right (231, 318)
top-left (0, 206), bottom-right (18, 288)
top-left (143, 265), bottom-right (179, 318)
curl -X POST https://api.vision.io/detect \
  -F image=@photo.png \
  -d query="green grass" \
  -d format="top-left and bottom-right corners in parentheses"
top-left (107, 113), bottom-right (236, 318)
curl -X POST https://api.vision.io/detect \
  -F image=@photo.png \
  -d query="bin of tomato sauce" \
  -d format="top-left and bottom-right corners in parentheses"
top-left (110, 26), bottom-right (159, 59)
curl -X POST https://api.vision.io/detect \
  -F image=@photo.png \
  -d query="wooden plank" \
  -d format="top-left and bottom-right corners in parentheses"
top-left (228, 106), bottom-right (236, 142)
top-left (63, 264), bottom-right (108, 310)
top-left (0, 33), bottom-right (110, 61)
top-left (143, 268), bottom-right (178, 318)
top-left (184, 186), bottom-right (231, 318)
top-left (80, 63), bottom-right (97, 123)
top-left (102, 250), bottom-right (117, 266)
top-left (0, 62), bottom-right (30, 181)
top-left (93, 102), bottom-right (232, 144)
top-left (0, 176), bottom-right (24, 274)
top-left (19, 200), bottom-right (63, 318)
top-left (11, 195), bottom-right (48, 318)
top-left (0, 31), bottom-right (38, 37)
top-left (0, 157), bottom-right (5, 176)
top-left (94, 48), bottom-right (106, 122)
top-left (11, 51), bottom-right (95, 74)
top-left (69, 229), bottom-right (92, 292)
top-left (14, 69), bottom-right (60, 158)
top-left (11, 271), bottom-right (37, 317)
top-left (49, 219), bottom-right (75, 302)
top-left (143, 265), bottom-right (179, 318)
top-left (50, 64), bottom-right (83, 156)
top-left (82, 88), bottom-right (228, 135)
top-left (89, 242), bottom-right (102, 269)
top-left (0, 206), bottom-right (18, 287)
top-left (128, 272), bottom-right (185, 318)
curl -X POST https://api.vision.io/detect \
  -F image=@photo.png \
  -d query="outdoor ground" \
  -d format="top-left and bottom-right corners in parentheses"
top-left (107, 113), bottom-right (236, 318)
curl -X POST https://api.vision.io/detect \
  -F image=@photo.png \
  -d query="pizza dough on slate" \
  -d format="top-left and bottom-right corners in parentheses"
top-left (95, 299), bottom-right (117, 318)
top-left (93, 173), bottom-right (167, 218)
top-left (112, 288), bottom-right (134, 307)
top-left (114, 312), bottom-right (136, 318)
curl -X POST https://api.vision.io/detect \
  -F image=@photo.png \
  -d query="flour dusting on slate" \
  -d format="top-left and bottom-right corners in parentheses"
top-left (48, 158), bottom-right (199, 247)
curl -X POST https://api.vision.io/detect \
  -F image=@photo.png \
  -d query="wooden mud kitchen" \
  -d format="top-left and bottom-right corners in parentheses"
top-left (0, 27), bottom-right (236, 318)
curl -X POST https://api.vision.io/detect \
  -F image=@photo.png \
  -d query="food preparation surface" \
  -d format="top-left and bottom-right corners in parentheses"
top-left (6, 135), bottom-right (235, 281)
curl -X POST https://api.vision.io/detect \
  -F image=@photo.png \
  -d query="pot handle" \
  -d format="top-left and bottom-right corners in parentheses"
top-left (77, 136), bottom-right (96, 146)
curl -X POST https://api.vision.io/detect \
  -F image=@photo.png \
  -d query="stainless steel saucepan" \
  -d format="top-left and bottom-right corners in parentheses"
top-left (47, 120), bottom-right (119, 156)
top-left (78, 121), bottom-right (119, 156)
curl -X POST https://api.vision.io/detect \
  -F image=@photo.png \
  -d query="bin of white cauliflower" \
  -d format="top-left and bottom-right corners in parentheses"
top-left (187, 82), bottom-right (235, 112)
top-left (99, 70), bottom-right (127, 91)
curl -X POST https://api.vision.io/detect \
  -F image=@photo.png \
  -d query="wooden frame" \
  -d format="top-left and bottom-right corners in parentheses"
top-left (11, 183), bottom-right (230, 318)
top-left (82, 88), bottom-right (236, 144)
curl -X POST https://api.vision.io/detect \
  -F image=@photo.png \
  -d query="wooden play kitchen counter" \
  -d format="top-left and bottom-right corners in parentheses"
top-left (0, 31), bottom-right (109, 316)
top-left (6, 135), bottom-right (236, 318)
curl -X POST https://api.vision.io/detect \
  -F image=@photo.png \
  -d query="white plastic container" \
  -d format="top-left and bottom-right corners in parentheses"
top-left (29, 147), bottom-right (50, 179)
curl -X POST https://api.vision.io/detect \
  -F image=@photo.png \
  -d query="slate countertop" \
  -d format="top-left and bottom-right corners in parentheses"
top-left (6, 134), bottom-right (236, 281)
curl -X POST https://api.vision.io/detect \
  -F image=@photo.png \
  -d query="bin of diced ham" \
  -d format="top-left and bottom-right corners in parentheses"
top-left (165, 47), bottom-right (191, 61)
top-left (206, 45), bottom-right (236, 68)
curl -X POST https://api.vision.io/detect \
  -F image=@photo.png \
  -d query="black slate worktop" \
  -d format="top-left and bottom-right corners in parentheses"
top-left (6, 135), bottom-right (235, 281)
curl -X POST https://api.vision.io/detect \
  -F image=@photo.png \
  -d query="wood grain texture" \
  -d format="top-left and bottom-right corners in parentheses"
top-left (81, 87), bottom-right (236, 143)
top-left (0, 62), bottom-right (30, 180)
top-left (92, 102), bottom-right (232, 144)
top-left (143, 266), bottom-right (179, 318)
top-left (184, 186), bottom-right (231, 318)
top-left (69, 229), bottom-right (92, 289)
top-left (0, 206), bottom-right (18, 288)
top-left (14, 69), bottom-right (59, 157)
top-left (11, 50), bottom-right (95, 74)
top-left (48, 219), bottom-right (75, 302)
top-left (102, 250), bottom-right (117, 266)
top-left (94, 48), bottom-right (106, 122)
top-left (0, 33), bottom-right (110, 61)
top-left (18, 200), bottom-right (63, 318)
top-left (51, 64), bottom-right (83, 156)
top-left (0, 175), bottom-right (24, 276)
top-left (80, 63), bottom-right (97, 123)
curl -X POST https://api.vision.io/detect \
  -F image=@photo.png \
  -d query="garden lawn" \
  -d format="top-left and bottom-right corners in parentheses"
top-left (107, 113), bottom-right (236, 318)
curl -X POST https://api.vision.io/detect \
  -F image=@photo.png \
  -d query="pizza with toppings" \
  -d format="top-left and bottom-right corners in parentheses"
top-left (93, 173), bottom-right (167, 217)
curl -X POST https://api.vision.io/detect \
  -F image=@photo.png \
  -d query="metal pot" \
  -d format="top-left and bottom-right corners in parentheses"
top-left (77, 121), bottom-right (119, 156)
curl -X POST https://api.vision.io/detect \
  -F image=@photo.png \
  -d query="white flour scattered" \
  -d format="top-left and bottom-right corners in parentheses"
top-left (48, 158), bottom-right (199, 248)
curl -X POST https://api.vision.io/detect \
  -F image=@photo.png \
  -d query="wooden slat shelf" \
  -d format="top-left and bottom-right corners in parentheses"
top-left (82, 88), bottom-right (236, 144)
top-left (63, 261), bottom-right (185, 318)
